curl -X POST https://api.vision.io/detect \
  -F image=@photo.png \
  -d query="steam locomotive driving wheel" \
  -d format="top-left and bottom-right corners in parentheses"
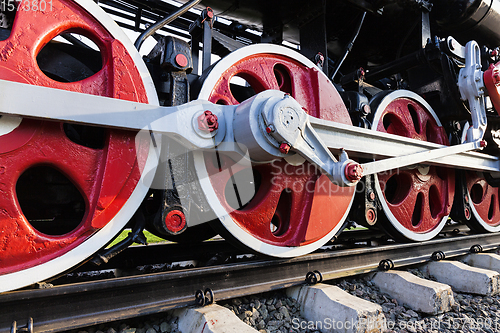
top-left (371, 91), bottom-right (455, 241)
top-left (194, 44), bottom-right (356, 257)
top-left (0, 0), bottom-right (159, 292)
top-left (465, 172), bottom-right (500, 232)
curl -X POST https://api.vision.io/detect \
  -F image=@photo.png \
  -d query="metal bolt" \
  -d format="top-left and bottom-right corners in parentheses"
top-left (198, 110), bottom-right (219, 132)
top-left (464, 207), bottom-right (471, 220)
top-left (164, 209), bottom-right (186, 234)
top-left (279, 142), bottom-right (291, 154)
top-left (365, 208), bottom-right (376, 225)
top-left (345, 162), bottom-right (363, 182)
top-left (266, 125), bottom-right (275, 133)
top-left (368, 191), bottom-right (376, 201)
top-left (204, 7), bottom-right (214, 19)
top-left (480, 140), bottom-right (487, 148)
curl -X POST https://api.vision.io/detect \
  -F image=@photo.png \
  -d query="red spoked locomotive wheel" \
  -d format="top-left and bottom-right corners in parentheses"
top-left (465, 172), bottom-right (500, 232)
top-left (371, 91), bottom-right (455, 241)
top-left (195, 44), bottom-right (356, 257)
top-left (0, 0), bottom-right (159, 292)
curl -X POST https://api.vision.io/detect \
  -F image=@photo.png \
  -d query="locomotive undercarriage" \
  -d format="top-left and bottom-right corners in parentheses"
top-left (2, 0), bottom-right (500, 292)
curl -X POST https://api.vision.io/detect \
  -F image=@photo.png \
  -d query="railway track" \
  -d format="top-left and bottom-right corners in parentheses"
top-left (2, 228), bottom-right (500, 333)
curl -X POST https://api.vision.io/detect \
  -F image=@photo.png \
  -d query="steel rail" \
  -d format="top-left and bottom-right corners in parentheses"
top-left (2, 232), bottom-right (500, 333)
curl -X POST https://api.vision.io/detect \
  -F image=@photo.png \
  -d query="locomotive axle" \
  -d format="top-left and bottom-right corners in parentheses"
top-left (0, 79), bottom-right (497, 186)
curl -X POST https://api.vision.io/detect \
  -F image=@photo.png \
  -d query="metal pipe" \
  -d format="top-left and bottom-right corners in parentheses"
top-left (331, 11), bottom-right (366, 81)
top-left (134, 0), bottom-right (202, 50)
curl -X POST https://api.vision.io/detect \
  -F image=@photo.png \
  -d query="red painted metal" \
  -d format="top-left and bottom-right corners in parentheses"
top-left (0, 0), bottom-right (150, 275)
top-left (366, 208), bottom-right (376, 225)
top-left (484, 62), bottom-right (500, 115)
top-left (164, 210), bottom-right (186, 233)
top-left (198, 110), bottom-right (219, 132)
top-left (204, 54), bottom-right (355, 247)
top-left (206, 7), bottom-right (214, 19)
top-left (466, 173), bottom-right (500, 227)
top-left (375, 98), bottom-right (455, 234)
top-left (279, 142), bottom-right (291, 154)
top-left (345, 162), bottom-right (363, 182)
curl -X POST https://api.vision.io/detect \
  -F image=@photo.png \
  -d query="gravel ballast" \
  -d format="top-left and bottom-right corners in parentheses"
top-left (65, 265), bottom-right (500, 333)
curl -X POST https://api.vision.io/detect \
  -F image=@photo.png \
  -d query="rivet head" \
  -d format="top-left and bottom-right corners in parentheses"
top-left (175, 53), bottom-right (188, 68)
top-left (345, 162), bottom-right (363, 182)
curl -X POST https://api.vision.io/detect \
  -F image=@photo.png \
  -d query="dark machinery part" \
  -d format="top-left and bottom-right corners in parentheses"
top-left (195, 288), bottom-right (214, 306)
top-left (91, 212), bottom-right (148, 266)
top-left (432, 0), bottom-right (500, 48)
top-left (189, 7), bottom-right (214, 74)
top-left (305, 270), bottom-right (323, 284)
top-left (10, 318), bottom-right (33, 333)
top-left (144, 35), bottom-right (218, 242)
top-left (330, 11), bottom-right (367, 80)
top-left (470, 244), bottom-right (483, 253)
top-left (349, 175), bottom-right (380, 228)
top-left (378, 259), bottom-right (394, 271)
top-left (341, 90), bottom-right (371, 128)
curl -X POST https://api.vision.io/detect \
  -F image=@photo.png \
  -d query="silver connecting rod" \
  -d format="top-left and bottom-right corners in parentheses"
top-left (0, 80), bottom-right (498, 185)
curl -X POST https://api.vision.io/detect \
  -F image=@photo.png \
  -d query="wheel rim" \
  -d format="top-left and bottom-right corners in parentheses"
top-left (0, 0), bottom-right (159, 292)
top-left (195, 44), bottom-right (355, 257)
top-left (371, 91), bottom-right (455, 241)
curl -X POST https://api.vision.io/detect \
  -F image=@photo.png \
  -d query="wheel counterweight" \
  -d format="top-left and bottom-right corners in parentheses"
top-left (195, 44), bottom-right (356, 257)
top-left (371, 91), bottom-right (455, 241)
top-left (0, 0), bottom-right (159, 292)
